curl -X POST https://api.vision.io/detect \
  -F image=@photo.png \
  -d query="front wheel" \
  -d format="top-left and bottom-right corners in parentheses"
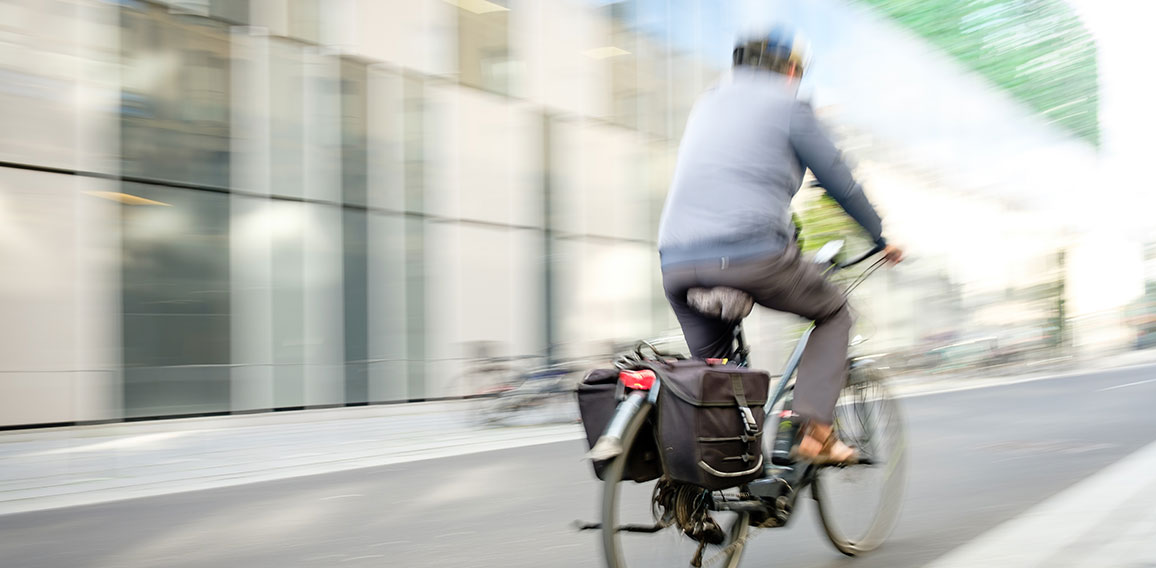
top-left (814, 379), bottom-right (907, 556)
top-left (600, 403), bottom-right (750, 568)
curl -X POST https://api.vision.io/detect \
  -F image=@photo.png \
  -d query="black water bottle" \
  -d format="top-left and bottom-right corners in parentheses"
top-left (771, 396), bottom-right (800, 466)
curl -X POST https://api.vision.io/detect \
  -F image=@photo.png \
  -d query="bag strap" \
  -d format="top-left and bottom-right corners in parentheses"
top-left (731, 374), bottom-right (759, 433)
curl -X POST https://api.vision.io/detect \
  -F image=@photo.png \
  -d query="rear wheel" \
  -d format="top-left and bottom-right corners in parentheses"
top-left (813, 379), bottom-right (906, 555)
top-left (601, 404), bottom-right (750, 568)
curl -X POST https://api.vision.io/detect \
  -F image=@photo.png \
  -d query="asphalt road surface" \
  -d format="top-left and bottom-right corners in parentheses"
top-left (3, 367), bottom-right (1155, 568)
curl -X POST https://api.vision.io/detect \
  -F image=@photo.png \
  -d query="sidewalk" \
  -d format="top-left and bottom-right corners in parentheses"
top-left (2, 349), bottom-right (1155, 517)
top-left (0, 401), bottom-right (583, 516)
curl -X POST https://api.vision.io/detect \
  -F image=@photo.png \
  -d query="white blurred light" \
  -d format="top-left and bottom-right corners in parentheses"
top-left (444, 0), bottom-right (508, 15)
top-left (237, 203), bottom-right (306, 242)
top-left (582, 46), bottom-right (631, 59)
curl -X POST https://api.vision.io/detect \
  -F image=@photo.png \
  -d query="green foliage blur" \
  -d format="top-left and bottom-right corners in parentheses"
top-left (795, 190), bottom-right (872, 257)
top-left (856, 0), bottom-right (1100, 148)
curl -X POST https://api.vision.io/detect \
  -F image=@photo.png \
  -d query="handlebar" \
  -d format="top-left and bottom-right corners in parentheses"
top-left (835, 243), bottom-right (886, 270)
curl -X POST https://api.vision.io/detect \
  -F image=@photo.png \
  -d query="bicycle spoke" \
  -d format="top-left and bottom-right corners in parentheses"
top-left (814, 380), bottom-right (907, 556)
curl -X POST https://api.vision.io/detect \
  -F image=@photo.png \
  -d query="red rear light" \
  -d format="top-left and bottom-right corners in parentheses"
top-left (618, 369), bottom-right (656, 390)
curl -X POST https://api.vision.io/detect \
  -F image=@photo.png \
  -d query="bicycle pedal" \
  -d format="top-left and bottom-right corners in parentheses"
top-left (684, 518), bottom-right (726, 546)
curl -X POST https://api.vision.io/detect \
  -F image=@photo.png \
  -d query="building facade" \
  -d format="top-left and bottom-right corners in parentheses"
top-left (0, 0), bottom-right (1120, 427)
top-left (0, 0), bottom-right (734, 426)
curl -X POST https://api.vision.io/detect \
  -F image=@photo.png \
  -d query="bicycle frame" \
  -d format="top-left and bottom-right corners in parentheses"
top-left (761, 325), bottom-right (812, 417)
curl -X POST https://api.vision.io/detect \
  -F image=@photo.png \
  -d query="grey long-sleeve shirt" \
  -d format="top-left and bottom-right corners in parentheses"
top-left (657, 68), bottom-right (885, 267)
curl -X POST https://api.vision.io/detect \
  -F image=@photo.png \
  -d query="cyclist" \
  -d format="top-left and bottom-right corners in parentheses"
top-left (657, 26), bottom-right (903, 465)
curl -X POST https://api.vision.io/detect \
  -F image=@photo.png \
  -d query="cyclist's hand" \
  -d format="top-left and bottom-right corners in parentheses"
top-left (882, 244), bottom-right (904, 265)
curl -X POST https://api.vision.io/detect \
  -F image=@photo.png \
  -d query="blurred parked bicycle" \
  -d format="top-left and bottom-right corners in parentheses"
top-left (460, 348), bottom-right (600, 426)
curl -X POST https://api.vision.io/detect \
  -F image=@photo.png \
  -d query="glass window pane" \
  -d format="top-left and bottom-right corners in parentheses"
top-left (156, 1), bottom-right (251, 24)
top-left (269, 38), bottom-right (307, 199)
top-left (121, 182), bottom-right (231, 417)
top-left (454, 0), bottom-right (513, 95)
top-left (288, 0), bottom-right (321, 44)
top-left (270, 200), bottom-right (306, 407)
top-left (367, 212), bottom-right (409, 403)
top-left (0, 0), bottom-right (118, 172)
top-left (229, 194), bottom-right (274, 412)
top-left (404, 216), bottom-right (427, 399)
top-left (343, 208), bottom-right (369, 404)
top-left (210, 0), bottom-right (250, 24)
top-left (366, 66), bottom-right (404, 212)
top-left (0, 168), bottom-right (82, 373)
top-left (302, 203), bottom-right (345, 406)
top-left (403, 74), bottom-right (426, 212)
top-left (341, 59), bottom-right (369, 207)
top-left (605, 3), bottom-right (639, 129)
top-left (119, 4), bottom-right (231, 187)
top-left (550, 119), bottom-right (648, 240)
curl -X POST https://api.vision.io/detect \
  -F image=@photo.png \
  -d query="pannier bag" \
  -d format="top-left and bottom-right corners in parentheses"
top-left (654, 360), bottom-right (770, 490)
top-left (577, 368), bottom-right (663, 482)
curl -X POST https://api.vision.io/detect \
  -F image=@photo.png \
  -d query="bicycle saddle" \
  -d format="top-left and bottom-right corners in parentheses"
top-left (687, 287), bottom-right (754, 322)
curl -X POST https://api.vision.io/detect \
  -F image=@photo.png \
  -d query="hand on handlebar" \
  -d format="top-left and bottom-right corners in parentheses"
top-left (882, 244), bottom-right (904, 265)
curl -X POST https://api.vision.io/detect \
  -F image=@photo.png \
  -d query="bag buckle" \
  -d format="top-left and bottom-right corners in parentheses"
top-left (739, 406), bottom-right (758, 433)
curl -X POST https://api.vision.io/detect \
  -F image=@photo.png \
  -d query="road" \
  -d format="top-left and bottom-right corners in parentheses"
top-left (2, 367), bottom-right (1155, 567)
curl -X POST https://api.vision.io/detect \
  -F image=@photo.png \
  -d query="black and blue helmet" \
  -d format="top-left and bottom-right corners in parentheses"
top-left (733, 25), bottom-right (812, 75)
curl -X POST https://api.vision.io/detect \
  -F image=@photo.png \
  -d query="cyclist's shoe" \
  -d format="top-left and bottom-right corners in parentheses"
top-left (789, 424), bottom-right (861, 466)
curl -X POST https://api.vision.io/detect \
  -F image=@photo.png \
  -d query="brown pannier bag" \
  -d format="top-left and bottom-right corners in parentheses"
top-left (652, 359), bottom-right (770, 490)
top-left (577, 368), bottom-right (662, 482)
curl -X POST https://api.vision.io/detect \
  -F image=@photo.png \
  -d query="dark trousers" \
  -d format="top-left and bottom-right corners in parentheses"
top-left (662, 244), bottom-right (851, 424)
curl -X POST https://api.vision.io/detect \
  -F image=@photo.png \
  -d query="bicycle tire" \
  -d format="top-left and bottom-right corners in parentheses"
top-left (813, 380), bottom-right (906, 556)
top-left (601, 403), bottom-right (750, 568)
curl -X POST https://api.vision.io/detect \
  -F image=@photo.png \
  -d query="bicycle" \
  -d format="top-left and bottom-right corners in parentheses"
top-left (578, 241), bottom-right (907, 567)
top-left (477, 360), bottom-right (585, 425)
top-left (457, 351), bottom-right (579, 425)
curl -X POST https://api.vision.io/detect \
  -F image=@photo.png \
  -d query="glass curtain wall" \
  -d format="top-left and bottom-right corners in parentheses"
top-left (1, 0), bottom-right (724, 425)
top-left (114, 0), bottom-right (707, 417)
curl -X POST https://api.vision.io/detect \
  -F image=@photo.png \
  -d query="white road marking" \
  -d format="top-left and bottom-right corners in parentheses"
top-left (894, 372), bottom-right (1099, 400)
top-left (1098, 377), bottom-right (1156, 392)
top-left (888, 361), bottom-right (1152, 400)
top-left (319, 494), bottom-right (364, 501)
top-left (926, 440), bottom-right (1156, 567)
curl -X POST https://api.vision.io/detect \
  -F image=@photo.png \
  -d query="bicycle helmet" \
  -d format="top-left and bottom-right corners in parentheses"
top-left (733, 25), bottom-right (812, 76)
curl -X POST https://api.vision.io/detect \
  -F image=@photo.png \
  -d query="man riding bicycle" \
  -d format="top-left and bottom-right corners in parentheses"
top-left (657, 27), bottom-right (903, 466)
